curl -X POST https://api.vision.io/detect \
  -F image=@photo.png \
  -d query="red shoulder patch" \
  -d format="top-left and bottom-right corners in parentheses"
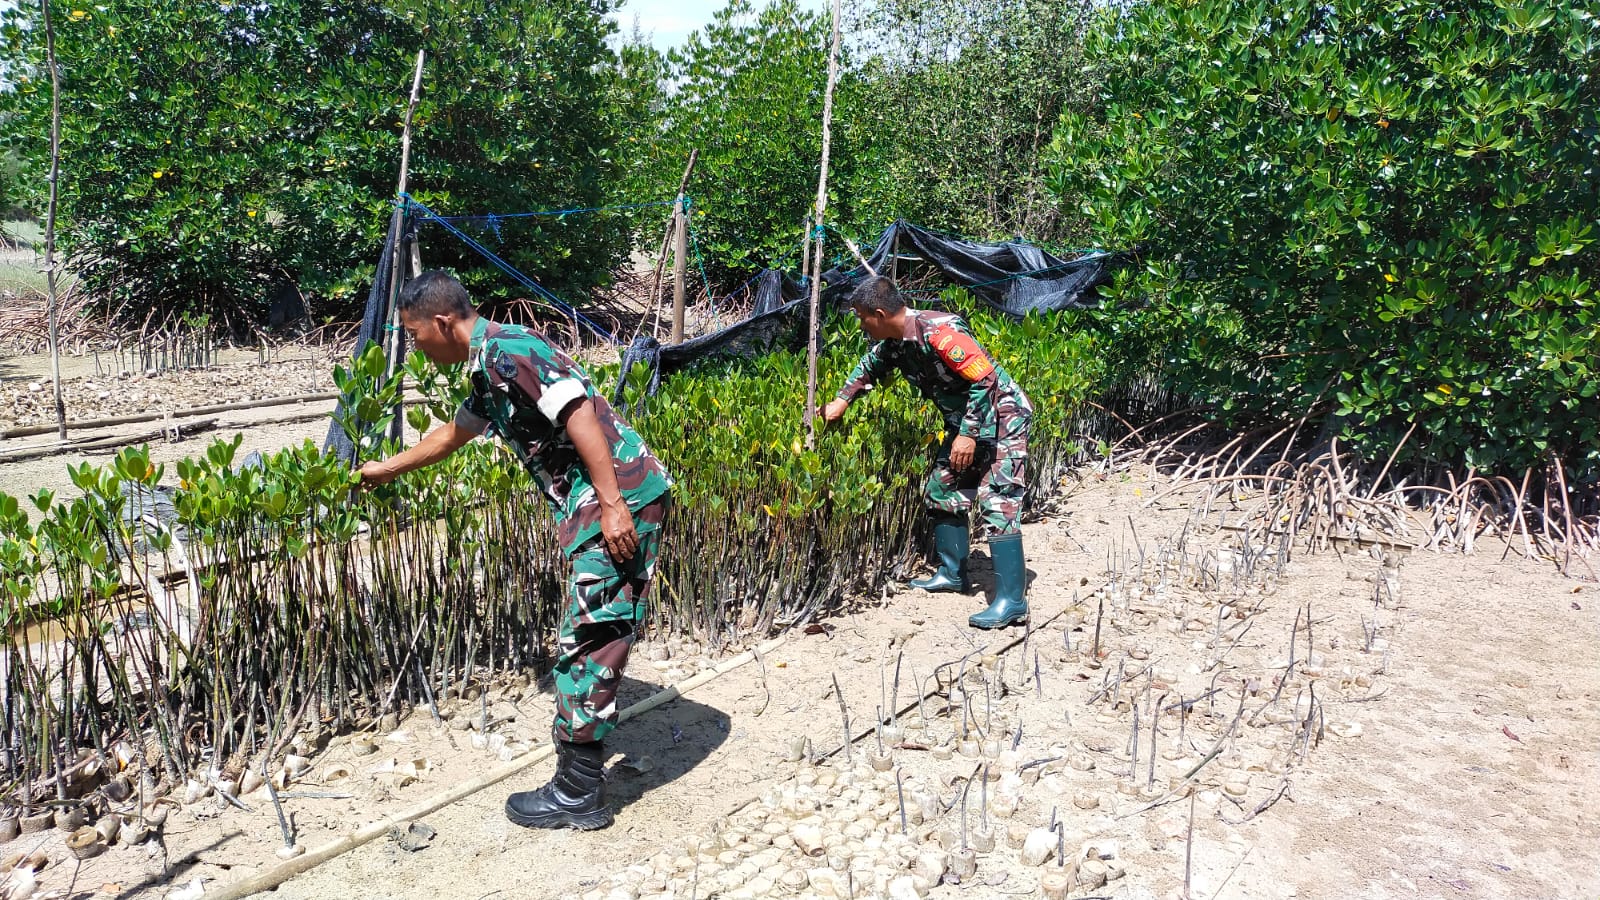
top-left (929, 325), bottom-right (995, 382)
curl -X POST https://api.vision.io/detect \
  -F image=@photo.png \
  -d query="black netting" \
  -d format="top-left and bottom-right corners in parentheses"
top-left (615, 220), bottom-right (1117, 407)
top-left (324, 212), bottom-right (409, 464)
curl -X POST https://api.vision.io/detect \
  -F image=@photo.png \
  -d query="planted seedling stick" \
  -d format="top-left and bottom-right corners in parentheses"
top-left (1305, 601), bottom-right (1314, 660)
top-left (890, 651), bottom-right (903, 726)
top-left (1092, 596), bottom-right (1105, 660)
top-left (875, 706), bottom-right (884, 754)
top-left (1183, 787), bottom-right (1196, 900)
top-left (1149, 692), bottom-right (1167, 788)
top-left (981, 764), bottom-right (990, 829)
top-left (896, 769), bottom-right (907, 834)
top-left (831, 673), bottom-right (852, 762)
top-left (959, 774), bottom-right (970, 850)
top-left (1129, 701), bottom-right (1140, 775)
top-left (1034, 651), bottom-right (1043, 700)
top-left (879, 662), bottom-right (888, 729)
top-left (1112, 658), bottom-right (1126, 707)
top-left (984, 675), bottom-right (992, 733)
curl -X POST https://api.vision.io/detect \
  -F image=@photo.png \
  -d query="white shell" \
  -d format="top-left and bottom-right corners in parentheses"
top-left (1021, 828), bottom-right (1057, 866)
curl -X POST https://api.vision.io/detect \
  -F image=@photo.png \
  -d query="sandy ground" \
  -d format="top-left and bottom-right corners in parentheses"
top-left (0, 464), bottom-right (1592, 900)
top-left (0, 345), bottom-right (1595, 900)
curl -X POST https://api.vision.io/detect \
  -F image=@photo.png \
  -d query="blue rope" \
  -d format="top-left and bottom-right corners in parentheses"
top-left (402, 194), bottom-right (621, 345)
top-left (427, 199), bottom-right (676, 224)
top-left (684, 205), bottom-right (722, 332)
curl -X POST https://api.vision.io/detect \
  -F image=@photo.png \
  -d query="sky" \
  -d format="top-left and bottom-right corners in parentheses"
top-left (609, 0), bottom-right (829, 52)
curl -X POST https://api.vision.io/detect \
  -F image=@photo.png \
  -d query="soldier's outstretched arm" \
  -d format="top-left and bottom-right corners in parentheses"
top-left (833, 343), bottom-right (892, 409)
top-left (357, 421), bottom-right (477, 486)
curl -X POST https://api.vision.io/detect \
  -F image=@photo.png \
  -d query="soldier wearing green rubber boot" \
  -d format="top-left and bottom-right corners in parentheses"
top-left (821, 276), bottom-right (1033, 629)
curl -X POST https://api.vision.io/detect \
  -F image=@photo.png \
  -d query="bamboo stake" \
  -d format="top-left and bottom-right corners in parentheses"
top-left (41, 0), bottom-right (65, 441)
top-left (670, 191), bottom-right (689, 344)
top-left (1, 390), bottom-right (342, 439)
top-left (646, 150), bottom-right (698, 341)
top-left (802, 0), bottom-right (843, 450)
top-left (383, 50), bottom-right (426, 446)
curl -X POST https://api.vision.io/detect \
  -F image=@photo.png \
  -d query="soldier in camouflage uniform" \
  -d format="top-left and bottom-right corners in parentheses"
top-left (358, 271), bottom-right (672, 831)
top-left (821, 276), bottom-right (1032, 629)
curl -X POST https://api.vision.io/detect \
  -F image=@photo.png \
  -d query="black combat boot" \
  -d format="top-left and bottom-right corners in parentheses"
top-left (909, 514), bottom-right (971, 593)
top-left (969, 532), bottom-right (1027, 629)
top-left (505, 740), bottom-right (613, 830)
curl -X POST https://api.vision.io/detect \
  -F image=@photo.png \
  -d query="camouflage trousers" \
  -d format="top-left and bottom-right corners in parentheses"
top-left (551, 497), bottom-right (668, 744)
top-left (924, 404), bottom-right (1031, 537)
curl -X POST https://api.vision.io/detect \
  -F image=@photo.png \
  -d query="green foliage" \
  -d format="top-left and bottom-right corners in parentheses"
top-left (845, 0), bottom-right (1099, 243)
top-left (1048, 0), bottom-right (1600, 474)
top-left (0, 0), bottom-right (631, 327)
top-left (626, 0), bottom-right (875, 280)
top-left (615, 0), bottom-right (1103, 284)
top-left (0, 302), bottom-right (1106, 790)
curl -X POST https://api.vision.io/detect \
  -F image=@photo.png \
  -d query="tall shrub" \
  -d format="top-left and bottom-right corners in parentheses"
top-left (635, 0), bottom-right (875, 281)
top-left (845, 0), bottom-right (1099, 244)
top-left (0, 0), bottom-right (631, 328)
top-left (1048, 1), bottom-right (1600, 474)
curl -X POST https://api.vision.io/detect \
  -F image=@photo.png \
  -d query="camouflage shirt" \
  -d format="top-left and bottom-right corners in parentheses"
top-left (454, 319), bottom-right (673, 555)
top-left (837, 309), bottom-right (1032, 440)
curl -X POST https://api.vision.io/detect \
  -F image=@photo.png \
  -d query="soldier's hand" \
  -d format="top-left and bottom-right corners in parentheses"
top-left (600, 499), bottom-right (640, 562)
top-left (950, 435), bottom-right (977, 472)
top-left (356, 460), bottom-right (397, 490)
top-left (820, 398), bottom-right (849, 425)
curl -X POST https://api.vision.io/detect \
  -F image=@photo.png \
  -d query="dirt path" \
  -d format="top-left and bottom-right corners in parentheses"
top-left (7, 465), bottom-right (1589, 900)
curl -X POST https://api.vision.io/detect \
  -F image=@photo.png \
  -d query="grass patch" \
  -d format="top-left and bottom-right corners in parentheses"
top-left (2, 220), bottom-right (43, 247)
top-left (0, 221), bottom-right (74, 297)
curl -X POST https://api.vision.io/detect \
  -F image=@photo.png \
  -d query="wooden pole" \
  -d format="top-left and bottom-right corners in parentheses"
top-left (385, 50), bottom-right (426, 372)
top-left (804, 0), bottom-right (843, 450)
top-left (41, 0), bottom-right (65, 441)
top-left (380, 50), bottom-right (425, 449)
top-left (647, 150), bottom-right (697, 341)
top-left (669, 194), bottom-right (689, 344)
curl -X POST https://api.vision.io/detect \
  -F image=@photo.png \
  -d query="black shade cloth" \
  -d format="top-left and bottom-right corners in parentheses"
top-left (324, 211), bottom-right (410, 464)
top-left (615, 220), bottom-right (1117, 409)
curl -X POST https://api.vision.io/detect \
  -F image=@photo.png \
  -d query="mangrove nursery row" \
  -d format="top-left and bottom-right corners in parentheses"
top-left (0, 302), bottom-right (1114, 806)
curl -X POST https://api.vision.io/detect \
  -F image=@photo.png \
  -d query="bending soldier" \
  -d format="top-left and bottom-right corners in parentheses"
top-left (359, 270), bottom-right (672, 830)
top-left (821, 276), bottom-right (1033, 629)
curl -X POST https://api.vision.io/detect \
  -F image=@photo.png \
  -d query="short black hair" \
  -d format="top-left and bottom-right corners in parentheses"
top-left (847, 275), bottom-right (906, 313)
top-left (398, 270), bottom-right (475, 319)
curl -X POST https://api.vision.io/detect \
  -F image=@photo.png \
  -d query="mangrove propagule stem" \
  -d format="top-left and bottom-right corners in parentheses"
top-left (1183, 787), bottom-right (1196, 899)
top-left (896, 768), bottom-right (907, 835)
top-left (1149, 692), bottom-right (1167, 789)
top-left (1092, 596), bottom-right (1104, 660)
top-left (1129, 701), bottom-right (1140, 778)
top-left (831, 673), bottom-right (852, 763)
top-left (890, 650), bottom-right (903, 727)
top-left (980, 765), bottom-right (989, 830)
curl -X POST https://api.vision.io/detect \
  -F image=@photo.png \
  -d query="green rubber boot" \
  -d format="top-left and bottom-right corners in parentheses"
top-left (969, 533), bottom-right (1027, 629)
top-left (909, 515), bottom-right (970, 593)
